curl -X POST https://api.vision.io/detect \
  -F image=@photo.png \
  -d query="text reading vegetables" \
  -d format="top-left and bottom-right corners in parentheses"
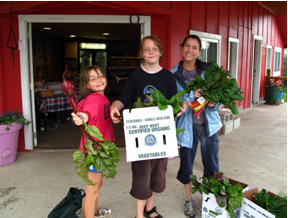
top-left (191, 172), bottom-right (243, 218)
top-left (185, 60), bottom-right (245, 115)
top-left (61, 65), bottom-right (120, 186)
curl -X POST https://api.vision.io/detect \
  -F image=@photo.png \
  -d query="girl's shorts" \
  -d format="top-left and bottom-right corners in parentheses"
top-left (89, 165), bottom-right (99, 173)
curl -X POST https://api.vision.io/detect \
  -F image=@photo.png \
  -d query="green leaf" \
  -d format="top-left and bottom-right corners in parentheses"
top-left (84, 123), bottom-right (104, 141)
top-left (176, 128), bottom-right (185, 134)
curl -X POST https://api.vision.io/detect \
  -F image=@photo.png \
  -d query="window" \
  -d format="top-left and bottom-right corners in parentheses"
top-left (189, 30), bottom-right (221, 65)
top-left (265, 46), bottom-right (272, 76)
top-left (273, 47), bottom-right (282, 76)
top-left (227, 37), bottom-right (239, 80)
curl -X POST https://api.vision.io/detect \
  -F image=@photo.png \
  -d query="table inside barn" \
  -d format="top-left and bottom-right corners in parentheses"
top-left (35, 91), bottom-right (80, 131)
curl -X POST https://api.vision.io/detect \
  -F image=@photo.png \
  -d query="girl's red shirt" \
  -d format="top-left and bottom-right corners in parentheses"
top-left (77, 93), bottom-right (115, 151)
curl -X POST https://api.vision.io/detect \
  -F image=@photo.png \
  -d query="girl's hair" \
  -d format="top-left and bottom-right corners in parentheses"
top-left (180, 34), bottom-right (203, 75)
top-left (79, 65), bottom-right (106, 100)
top-left (139, 35), bottom-right (164, 65)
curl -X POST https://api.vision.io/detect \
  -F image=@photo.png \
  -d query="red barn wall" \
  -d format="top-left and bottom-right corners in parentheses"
top-left (0, 1), bottom-right (285, 150)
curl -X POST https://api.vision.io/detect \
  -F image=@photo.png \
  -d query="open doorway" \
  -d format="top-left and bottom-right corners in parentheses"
top-left (251, 35), bottom-right (263, 105)
top-left (19, 15), bottom-right (151, 150)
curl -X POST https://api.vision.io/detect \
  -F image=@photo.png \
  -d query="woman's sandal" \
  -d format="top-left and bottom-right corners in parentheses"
top-left (144, 205), bottom-right (163, 218)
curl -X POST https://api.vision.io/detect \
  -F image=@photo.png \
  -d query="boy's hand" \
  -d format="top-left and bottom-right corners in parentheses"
top-left (110, 106), bottom-right (122, 123)
top-left (71, 112), bottom-right (88, 126)
top-left (176, 101), bottom-right (189, 117)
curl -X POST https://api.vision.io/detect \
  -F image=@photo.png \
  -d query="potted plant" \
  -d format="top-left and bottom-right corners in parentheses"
top-left (0, 110), bottom-right (31, 166)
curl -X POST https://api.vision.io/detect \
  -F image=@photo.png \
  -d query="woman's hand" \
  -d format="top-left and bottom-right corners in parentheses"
top-left (176, 101), bottom-right (189, 117)
top-left (71, 112), bottom-right (88, 126)
top-left (194, 88), bottom-right (202, 99)
top-left (208, 102), bottom-right (216, 107)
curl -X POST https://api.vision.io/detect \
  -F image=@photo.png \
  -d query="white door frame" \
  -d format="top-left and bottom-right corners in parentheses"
top-left (18, 15), bottom-right (151, 150)
top-left (251, 35), bottom-right (263, 106)
top-left (227, 37), bottom-right (239, 80)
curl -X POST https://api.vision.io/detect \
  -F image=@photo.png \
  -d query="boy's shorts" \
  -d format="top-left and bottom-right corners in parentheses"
top-left (130, 158), bottom-right (168, 200)
top-left (89, 165), bottom-right (99, 173)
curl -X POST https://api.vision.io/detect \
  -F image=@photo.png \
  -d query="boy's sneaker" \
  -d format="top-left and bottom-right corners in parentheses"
top-left (184, 199), bottom-right (196, 217)
top-left (94, 207), bottom-right (111, 218)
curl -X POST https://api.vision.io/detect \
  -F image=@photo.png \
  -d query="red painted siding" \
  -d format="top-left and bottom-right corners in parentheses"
top-left (219, 2), bottom-right (229, 69)
top-left (206, 2), bottom-right (219, 34)
top-left (229, 2), bottom-right (239, 38)
top-left (170, 1), bottom-right (190, 68)
top-left (152, 16), bottom-right (168, 68)
top-left (191, 1), bottom-right (206, 32)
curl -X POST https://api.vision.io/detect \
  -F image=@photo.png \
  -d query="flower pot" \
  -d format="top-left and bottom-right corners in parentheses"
top-left (0, 123), bottom-right (22, 166)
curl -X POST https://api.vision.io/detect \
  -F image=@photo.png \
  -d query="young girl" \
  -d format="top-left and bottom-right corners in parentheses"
top-left (110, 36), bottom-right (185, 218)
top-left (71, 65), bottom-right (113, 218)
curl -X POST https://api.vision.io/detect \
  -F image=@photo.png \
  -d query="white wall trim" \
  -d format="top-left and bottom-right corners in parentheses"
top-left (18, 15), bottom-right (151, 150)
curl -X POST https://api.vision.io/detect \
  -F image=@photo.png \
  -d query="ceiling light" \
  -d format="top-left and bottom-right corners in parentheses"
top-left (103, 33), bottom-right (109, 36)
top-left (70, 35), bottom-right (76, 38)
top-left (43, 27), bottom-right (51, 30)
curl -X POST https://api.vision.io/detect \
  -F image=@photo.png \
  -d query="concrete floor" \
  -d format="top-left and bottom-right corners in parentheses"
top-left (0, 102), bottom-right (287, 218)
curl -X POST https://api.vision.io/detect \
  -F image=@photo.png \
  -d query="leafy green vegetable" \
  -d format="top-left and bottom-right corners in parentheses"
top-left (185, 60), bottom-right (245, 115)
top-left (135, 90), bottom-right (185, 133)
top-left (72, 122), bottom-right (120, 185)
top-left (191, 173), bottom-right (243, 218)
top-left (254, 189), bottom-right (287, 217)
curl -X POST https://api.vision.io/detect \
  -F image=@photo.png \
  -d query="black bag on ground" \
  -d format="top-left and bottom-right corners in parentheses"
top-left (48, 187), bottom-right (85, 218)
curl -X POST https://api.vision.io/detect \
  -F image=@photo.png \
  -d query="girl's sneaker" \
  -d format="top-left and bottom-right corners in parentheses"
top-left (94, 207), bottom-right (111, 218)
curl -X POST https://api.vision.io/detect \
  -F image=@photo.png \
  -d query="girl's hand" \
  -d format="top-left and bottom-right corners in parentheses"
top-left (110, 106), bottom-right (122, 123)
top-left (208, 102), bottom-right (216, 107)
top-left (71, 112), bottom-right (88, 126)
top-left (194, 89), bottom-right (202, 99)
top-left (176, 101), bottom-right (189, 117)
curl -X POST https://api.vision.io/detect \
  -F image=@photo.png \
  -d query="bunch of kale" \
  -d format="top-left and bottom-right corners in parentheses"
top-left (185, 60), bottom-right (245, 115)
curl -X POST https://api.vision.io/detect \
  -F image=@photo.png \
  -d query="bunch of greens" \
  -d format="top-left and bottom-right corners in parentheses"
top-left (254, 189), bottom-right (287, 217)
top-left (185, 60), bottom-right (245, 115)
top-left (136, 90), bottom-right (185, 133)
top-left (72, 123), bottom-right (120, 186)
top-left (190, 173), bottom-right (243, 218)
top-left (0, 110), bottom-right (31, 130)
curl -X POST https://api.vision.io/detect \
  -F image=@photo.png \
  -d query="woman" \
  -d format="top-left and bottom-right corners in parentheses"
top-left (170, 35), bottom-right (222, 218)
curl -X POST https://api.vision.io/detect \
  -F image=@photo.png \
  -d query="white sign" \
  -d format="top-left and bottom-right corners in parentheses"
top-left (18, 39), bottom-right (26, 50)
top-left (123, 106), bottom-right (178, 162)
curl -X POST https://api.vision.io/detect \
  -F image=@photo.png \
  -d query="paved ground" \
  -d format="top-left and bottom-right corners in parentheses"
top-left (0, 102), bottom-right (286, 218)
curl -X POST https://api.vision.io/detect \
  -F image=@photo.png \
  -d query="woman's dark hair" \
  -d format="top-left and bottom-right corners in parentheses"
top-left (79, 65), bottom-right (107, 100)
top-left (139, 35), bottom-right (164, 65)
top-left (180, 34), bottom-right (203, 75)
